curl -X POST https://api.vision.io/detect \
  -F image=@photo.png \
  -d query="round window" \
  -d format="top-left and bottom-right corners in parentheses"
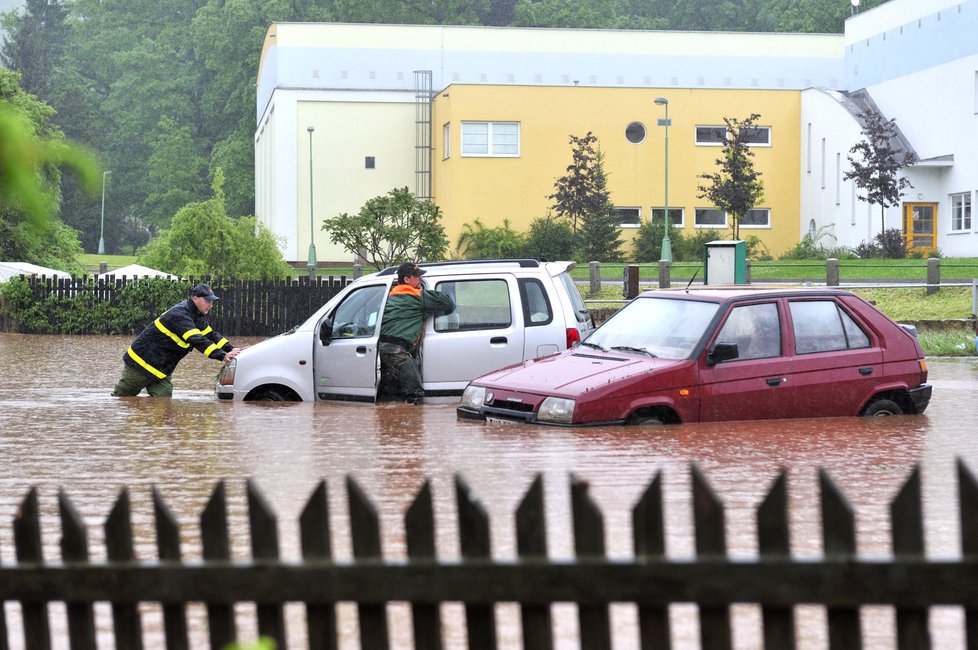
top-left (625, 122), bottom-right (646, 144)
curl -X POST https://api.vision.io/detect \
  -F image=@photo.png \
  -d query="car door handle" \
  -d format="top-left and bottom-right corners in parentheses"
top-left (356, 346), bottom-right (368, 354)
top-left (859, 366), bottom-right (874, 375)
top-left (766, 377), bottom-right (783, 386)
top-left (490, 337), bottom-right (508, 345)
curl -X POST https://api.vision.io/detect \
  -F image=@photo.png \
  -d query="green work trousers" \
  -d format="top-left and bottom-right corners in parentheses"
top-left (112, 364), bottom-right (173, 397)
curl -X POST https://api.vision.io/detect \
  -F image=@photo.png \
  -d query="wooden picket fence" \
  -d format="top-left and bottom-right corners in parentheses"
top-left (2, 462), bottom-right (977, 649)
top-left (3, 275), bottom-right (352, 336)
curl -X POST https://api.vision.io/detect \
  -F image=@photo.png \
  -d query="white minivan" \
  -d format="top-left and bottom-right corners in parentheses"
top-left (215, 259), bottom-right (593, 402)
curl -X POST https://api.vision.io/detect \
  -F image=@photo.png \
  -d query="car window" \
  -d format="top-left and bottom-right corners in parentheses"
top-left (557, 272), bottom-right (589, 323)
top-left (789, 300), bottom-right (871, 353)
top-left (586, 296), bottom-right (719, 358)
top-left (518, 278), bottom-right (553, 326)
top-left (433, 279), bottom-right (512, 332)
top-left (330, 285), bottom-right (386, 339)
top-left (715, 302), bottom-right (781, 360)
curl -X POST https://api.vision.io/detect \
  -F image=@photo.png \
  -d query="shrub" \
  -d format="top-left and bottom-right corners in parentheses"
top-left (855, 228), bottom-right (907, 259)
top-left (524, 217), bottom-right (576, 261)
top-left (456, 218), bottom-right (527, 259)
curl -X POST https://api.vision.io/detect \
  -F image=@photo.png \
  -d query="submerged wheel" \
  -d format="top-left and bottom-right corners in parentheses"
top-left (862, 398), bottom-right (903, 417)
top-left (628, 414), bottom-right (665, 426)
top-left (247, 386), bottom-right (298, 402)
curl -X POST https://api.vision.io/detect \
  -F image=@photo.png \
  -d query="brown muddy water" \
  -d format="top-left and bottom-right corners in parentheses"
top-left (2, 333), bottom-right (978, 649)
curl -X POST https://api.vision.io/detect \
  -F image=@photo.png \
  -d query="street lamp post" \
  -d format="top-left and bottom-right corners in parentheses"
top-left (306, 126), bottom-right (318, 275)
top-left (97, 170), bottom-right (112, 255)
top-left (654, 97), bottom-right (672, 263)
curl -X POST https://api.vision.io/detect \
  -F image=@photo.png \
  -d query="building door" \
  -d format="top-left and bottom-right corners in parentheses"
top-left (904, 203), bottom-right (937, 253)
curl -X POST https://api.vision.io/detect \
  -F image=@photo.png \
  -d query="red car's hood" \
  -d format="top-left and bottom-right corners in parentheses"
top-left (477, 348), bottom-right (684, 395)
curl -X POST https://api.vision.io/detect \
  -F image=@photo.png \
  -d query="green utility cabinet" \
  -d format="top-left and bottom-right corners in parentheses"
top-left (703, 240), bottom-right (747, 285)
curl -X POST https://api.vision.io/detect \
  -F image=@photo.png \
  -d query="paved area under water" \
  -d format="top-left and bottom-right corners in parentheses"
top-left (2, 333), bottom-right (977, 648)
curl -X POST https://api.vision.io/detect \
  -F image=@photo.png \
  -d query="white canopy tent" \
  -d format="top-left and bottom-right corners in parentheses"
top-left (0, 262), bottom-right (72, 282)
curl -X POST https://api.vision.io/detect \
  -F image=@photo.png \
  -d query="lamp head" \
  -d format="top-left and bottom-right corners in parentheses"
top-left (307, 125), bottom-right (315, 133)
top-left (654, 97), bottom-right (668, 106)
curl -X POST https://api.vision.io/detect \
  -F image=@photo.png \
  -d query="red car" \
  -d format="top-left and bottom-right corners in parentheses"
top-left (457, 288), bottom-right (932, 425)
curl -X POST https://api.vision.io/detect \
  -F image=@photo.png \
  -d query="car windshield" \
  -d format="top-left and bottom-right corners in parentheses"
top-left (584, 296), bottom-right (720, 359)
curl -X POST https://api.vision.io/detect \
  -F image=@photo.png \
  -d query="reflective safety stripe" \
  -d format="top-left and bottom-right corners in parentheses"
top-left (155, 318), bottom-right (190, 348)
top-left (201, 326), bottom-right (213, 336)
top-left (203, 343), bottom-right (220, 357)
top-left (182, 328), bottom-right (202, 340)
top-left (214, 337), bottom-right (228, 348)
top-left (126, 347), bottom-right (167, 379)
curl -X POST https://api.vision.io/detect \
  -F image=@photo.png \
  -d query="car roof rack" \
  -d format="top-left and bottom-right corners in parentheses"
top-left (377, 258), bottom-right (543, 276)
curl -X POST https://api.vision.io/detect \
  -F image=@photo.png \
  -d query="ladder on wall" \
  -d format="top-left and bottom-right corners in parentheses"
top-left (414, 70), bottom-right (433, 201)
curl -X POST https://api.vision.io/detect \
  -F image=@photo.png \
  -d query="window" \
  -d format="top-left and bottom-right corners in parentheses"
top-left (716, 303), bottom-right (781, 360)
top-left (739, 208), bottom-right (770, 228)
top-left (614, 207), bottom-right (641, 228)
top-left (695, 126), bottom-right (726, 145)
top-left (695, 208), bottom-right (726, 227)
top-left (330, 285), bottom-right (385, 339)
top-left (651, 208), bottom-right (684, 227)
top-left (461, 121), bottom-right (520, 157)
top-left (951, 192), bottom-right (972, 231)
top-left (433, 279), bottom-right (512, 331)
top-left (696, 125), bottom-right (770, 146)
top-left (625, 122), bottom-right (646, 144)
top-left (443, 122), bottom-right (450, 159)
top-left (790, 300), bottom-right (871, 354)
top-left (518, 278), bottom-right (553, 326)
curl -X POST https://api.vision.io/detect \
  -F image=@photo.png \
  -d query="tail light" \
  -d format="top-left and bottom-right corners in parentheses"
top-left (566, 327), bottom-right (581, 349)
top-left (918, 358), bottom-right (928, 385)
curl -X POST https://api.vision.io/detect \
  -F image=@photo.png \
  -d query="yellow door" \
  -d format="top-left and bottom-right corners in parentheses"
top-left (903, 203), bottom-right (937, 253)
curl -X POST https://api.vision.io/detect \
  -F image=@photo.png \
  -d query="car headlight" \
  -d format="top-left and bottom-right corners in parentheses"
top-left (218, 358), bottom-right (236, 386)
top-left (459, 385), bottom-right (486, 410)
top-left (537, 396), bottom-right (575, 424)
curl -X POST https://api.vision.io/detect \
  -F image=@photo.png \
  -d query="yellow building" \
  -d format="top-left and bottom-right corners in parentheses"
top-left (255, 23), bottom-right (843, 264)
top-left (433, 84), bottom-right (801, 257)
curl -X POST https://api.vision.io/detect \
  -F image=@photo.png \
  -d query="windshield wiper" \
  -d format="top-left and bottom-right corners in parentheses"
top-left (611, 345), bottom-right (656, 357)
top-left (579, 341), bottom-right (607, 352)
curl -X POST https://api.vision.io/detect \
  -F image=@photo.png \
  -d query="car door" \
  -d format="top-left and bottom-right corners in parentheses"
top-left (698, 300), bottom-right (791, 422)
top-left (312, 282), bottom-right (389, 401)
top-left (420, 275), bottom-right (525, 393)
top-left (781, 298), bottom-right (883, 417)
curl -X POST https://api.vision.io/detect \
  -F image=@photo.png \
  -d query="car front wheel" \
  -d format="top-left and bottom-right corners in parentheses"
top-left (862, 398), bottom-right (903, 417)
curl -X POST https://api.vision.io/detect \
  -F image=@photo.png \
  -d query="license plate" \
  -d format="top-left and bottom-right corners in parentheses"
top-left (486, 415), bottom-right (518, 425)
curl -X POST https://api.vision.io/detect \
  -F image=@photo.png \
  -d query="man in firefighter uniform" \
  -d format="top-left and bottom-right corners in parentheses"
top-left (112, 283), bottom-right (241, 397)
top-left (378, 262), bottom-right (455, 404)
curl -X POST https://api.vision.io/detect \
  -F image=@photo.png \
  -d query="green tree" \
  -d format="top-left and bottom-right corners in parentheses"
top-left (0, 0), bottom-right (71, 99)
top-left (139, 170), bottom-right (291, 279)
top-left (0, 68), bottom-right (98, 272)
top-left (548, 132), bottom-right (621, 261)
top-left (697, 113), bottom-right (765, 241)
top-left (843, 109), bottom-right (917, 235)
top-left (323, 187), bottom-right (449, 272)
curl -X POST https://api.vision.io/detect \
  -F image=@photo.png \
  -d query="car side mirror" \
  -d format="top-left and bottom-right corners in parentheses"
top-left (707, 342), bottom-right (739, 366)
top-left (319, 318), bottom-right (333, 345)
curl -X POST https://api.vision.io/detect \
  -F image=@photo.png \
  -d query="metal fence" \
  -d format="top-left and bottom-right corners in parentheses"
top-left (1, 461), bottom-right (977, 649)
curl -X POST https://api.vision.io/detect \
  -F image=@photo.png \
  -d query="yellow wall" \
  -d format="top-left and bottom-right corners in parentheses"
top-left (433, 85), bottom-right (801, 257)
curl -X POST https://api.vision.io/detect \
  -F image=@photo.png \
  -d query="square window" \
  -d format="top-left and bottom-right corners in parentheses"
top-left (461, 121), bottom-right (520, 157)
top-left (695, 208), bottom-right (726, 227)
top-left (651, 208), bottom-right (684, 227)
top-left (740, 208), bottom-right (770, 228)
top-left (951, 192), bottom-right (971, 231)
top-left (614, 207), bottom-right (641, 228)
top-left (365, 156), bottom-right (375, 169)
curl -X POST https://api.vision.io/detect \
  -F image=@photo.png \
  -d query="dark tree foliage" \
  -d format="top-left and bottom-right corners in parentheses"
top-left (524, 217), bottom-right (576, 261)
top-left (697, 113), bottom-right (765, 241)
top-left (548, 132), bottom-right (621, 262)
top-left (843, 109), bottom-right (918, 234)
top-left (0, 0), bottom-right (70, 99)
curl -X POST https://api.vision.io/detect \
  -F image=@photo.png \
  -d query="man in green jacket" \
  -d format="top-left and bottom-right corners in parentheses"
top-left (378, 262), bottom-right (455, 404)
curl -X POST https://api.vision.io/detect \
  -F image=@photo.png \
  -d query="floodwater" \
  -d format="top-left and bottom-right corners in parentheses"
top-left (2, 333), bottom-right (978, 649)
